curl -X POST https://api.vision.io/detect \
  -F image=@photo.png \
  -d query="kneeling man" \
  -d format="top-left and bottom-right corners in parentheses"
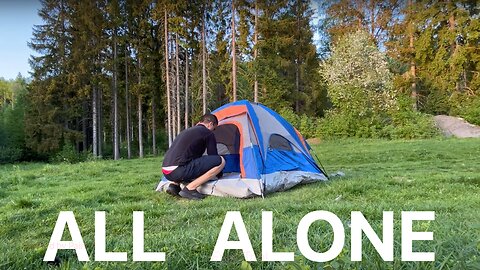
top-left (162, 114), bottom-right (225, 200)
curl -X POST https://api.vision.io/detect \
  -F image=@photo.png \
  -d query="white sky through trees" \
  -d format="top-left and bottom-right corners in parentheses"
top-left (0, 0), bottom-right (325, 80)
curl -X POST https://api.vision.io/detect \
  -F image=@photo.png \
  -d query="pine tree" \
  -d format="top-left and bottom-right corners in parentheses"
top-left (27, 0), bottom-right (76, 154)
top-left (231, 0), bottom-right (238, 102)
top-left (106, 0), bottom-right (122, 160)
top-left (388, 1), bottom-right (479, 114)
top-left (202, 4), bottom-right (209, 113)
top-left (326, 0), bottom-right (401, 46)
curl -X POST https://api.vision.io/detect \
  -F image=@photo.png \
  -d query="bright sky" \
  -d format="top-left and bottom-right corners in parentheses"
top-left (0, 0), bottom-right (42, 80)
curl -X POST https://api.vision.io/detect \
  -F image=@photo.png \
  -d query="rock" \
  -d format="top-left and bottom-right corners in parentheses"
top-left (433, 115), bottom-right (480, 138)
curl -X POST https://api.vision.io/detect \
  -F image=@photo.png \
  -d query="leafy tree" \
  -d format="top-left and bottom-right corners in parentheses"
top-left (0, 79), bottom-right (12, 107)
top-left (322, 30), bottom-right (396, 117)
top-left (388, 1), bottom-right (480, 115)
top-left (0, 76), bottom-right (28, 163)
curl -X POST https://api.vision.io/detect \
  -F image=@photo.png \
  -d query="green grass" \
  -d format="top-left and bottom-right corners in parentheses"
top-left (1, 138), bottom-right (479, 269)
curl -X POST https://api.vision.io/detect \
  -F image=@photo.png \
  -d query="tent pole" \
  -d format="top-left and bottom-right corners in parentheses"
top-left (311, 150), bottom-right (329, 180)
top-left (291, 142), bottom-right (329, 180)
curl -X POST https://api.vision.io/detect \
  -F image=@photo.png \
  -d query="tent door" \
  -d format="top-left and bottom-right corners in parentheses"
top-left (213, 124), bottom-right (241, 173)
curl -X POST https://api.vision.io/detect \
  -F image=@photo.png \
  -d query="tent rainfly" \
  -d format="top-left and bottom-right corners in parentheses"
top-left (156, 100), bottom-right (327, 198)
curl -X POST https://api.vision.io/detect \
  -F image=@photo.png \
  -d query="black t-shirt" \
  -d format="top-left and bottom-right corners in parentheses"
top-left (162, 124), bottom-right (218, 167)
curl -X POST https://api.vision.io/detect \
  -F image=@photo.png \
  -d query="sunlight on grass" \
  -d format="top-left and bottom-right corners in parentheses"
top-left (0, 138), bottom-right (479, 269)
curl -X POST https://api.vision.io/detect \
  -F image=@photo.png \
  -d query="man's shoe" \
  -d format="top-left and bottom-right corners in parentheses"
top-left (179, 187), bottom-right (206, 200)
top-left (166, 183), bottom-right (181, 197)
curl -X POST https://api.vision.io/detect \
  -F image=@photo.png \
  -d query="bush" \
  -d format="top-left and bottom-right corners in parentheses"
top-left (450, 94), bottom-right (480, 126)
top-left (0, 147), bottom-right (23, 164)
top-left (388, 110), bottom-right (440, 139)
top-left (316, 106), bottom-right (440, 140)
top-left (278, 107), bottom-right (318, 139)
top-left (278, 107), bottom-right (300, 128)
top-left (50, 144), bottom-right (90, 164)
top-left (461, 98), bottom-right (480, 126)
top-left (299, 114), bottom-right (317, 139)
top-left (317, 110), bottom-right (385, 139)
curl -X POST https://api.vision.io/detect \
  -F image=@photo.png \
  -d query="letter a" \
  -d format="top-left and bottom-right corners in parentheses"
top-left (44, 211), bottom-right (89, 261)
top-left (211, 211), bottom-right (256, 261)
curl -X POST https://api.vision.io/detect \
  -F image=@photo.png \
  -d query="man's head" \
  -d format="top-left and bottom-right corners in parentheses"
top-left (199, 113), bottom-right (218, 131)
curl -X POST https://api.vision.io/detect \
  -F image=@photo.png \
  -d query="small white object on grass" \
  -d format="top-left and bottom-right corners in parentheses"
top-left (330, 171), bottom-right (345, 177)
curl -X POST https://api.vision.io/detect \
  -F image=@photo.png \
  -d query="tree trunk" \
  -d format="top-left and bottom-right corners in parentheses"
top-left (449, 11), bottom-right (460, 92)
top-left (185, 48), bottom-right (189, 129)
top-left (202, 13), bottom-right (207, 114)
top-left (125, 46), bottom-right (131, 159)
top-left (295, 62), bottom-right (300, 113)
top-left (254, 0), bottom-right (258, 103)
top-left (138, 94), bottom-right (143, 158)
top-left (175, 34), bottom-right (181, 134)
top-left (113, 30), bottom-right (120, 160)
top-left (231, 1), bottom-right (237, 102)
top-left (357, 1), bottom-right (363, 30)
top-left (370, 0), bottom-right (375, 37)
top-left (92, 86), bottom-right (98, 157)
top-left (98, 87), bottom-right (103, 157)
top-left (408, 0), bottom-right (417, 110)
top-left (164, 7), bottom-right (173, 146)
top-left (295, 2), bottom-right (300, 113)
top-left (152, 97), bottom-right (156, 156)
top-left (138, 58), bottom-right (143, 158)
top-left (409, 31), bottom-right (417, 110)
top-left (170, 37), bottom-right (177, 138)
top-left (82, 102), bottom-right (87, 152)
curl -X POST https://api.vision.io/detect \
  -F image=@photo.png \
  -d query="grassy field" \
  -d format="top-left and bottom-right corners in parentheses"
top-left (0, 138), bottom-right (479, 269)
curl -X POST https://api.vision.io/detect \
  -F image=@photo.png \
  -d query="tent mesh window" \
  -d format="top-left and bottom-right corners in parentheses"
top-left (213, 124), bottom-right (241, 173)
top-left (269, 134), bottom-right (292, 151)
top-left (213, 124), bottom-right (240, 154)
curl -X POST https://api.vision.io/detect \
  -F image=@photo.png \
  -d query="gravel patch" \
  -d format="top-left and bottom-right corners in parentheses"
top-left (434, 115), bottom-right (480, 138)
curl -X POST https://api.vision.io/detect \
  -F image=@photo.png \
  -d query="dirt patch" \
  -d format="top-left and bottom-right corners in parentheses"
top-left (306, 137), bottom-right (322, 145)
top-left (434, 115), bottom-right (480, 138)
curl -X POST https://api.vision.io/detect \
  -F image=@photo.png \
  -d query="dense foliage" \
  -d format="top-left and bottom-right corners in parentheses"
top-left (318, 30), bottom-right (439, 139)
top-left (1, 1), bottom-right (479, 163)
top-left (0, 76), bottom-right (28, 163)
top-left (23, 0), bottom-right (325, 161)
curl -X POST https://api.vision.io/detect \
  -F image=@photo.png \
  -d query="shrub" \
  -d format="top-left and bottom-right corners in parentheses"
top-left (450, 94), bottom-right (480, 126)
top-left (388, 110), bottom-right (440, 139)
top-left (461, 98), bottom-right (480, 125)
top-left (299, 114), bottom-right (317, 139)
top-left (0, 147), bottom-right (23, 164)
top-left (316, 110), bottom-right (385, 139)
top-left (316, 103), bottom-right (440, 140)
top-left (278, 107), bottom-right (318, 139)
top-left (50, 144), bottom-right (90, 164)
top-left (278, 107), bottom-right (300, 128)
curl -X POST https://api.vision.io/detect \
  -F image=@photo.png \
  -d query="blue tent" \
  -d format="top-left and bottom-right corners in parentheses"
top-left (156, 100), bottom-right (327, 198)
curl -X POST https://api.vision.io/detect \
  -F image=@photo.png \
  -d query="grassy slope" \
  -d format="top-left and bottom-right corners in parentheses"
top-left (0, 138), bottom-right (479, 270)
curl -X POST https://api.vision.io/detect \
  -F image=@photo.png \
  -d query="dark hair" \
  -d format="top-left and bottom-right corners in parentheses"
top-left (200, 113), bottom-right (218, 126)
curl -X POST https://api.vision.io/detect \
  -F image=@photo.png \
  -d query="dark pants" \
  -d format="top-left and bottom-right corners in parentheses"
top-left (164, 155), bottom-right (222, 183)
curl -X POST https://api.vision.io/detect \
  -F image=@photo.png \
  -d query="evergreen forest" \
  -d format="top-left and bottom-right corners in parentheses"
top-left (1, 0), bottom-right (479, 163)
